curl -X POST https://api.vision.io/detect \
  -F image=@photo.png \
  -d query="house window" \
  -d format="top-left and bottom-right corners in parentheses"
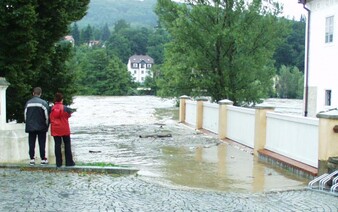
top-left (134, 70), bottom-right (136, 74)
top-left (147, 64), bottom-right (152, 68)
top-left (141, 70), bottom-right (144, 74)
top-left (141, 77), bottom-right (144, 81)
top-left (325, 90), bottom-right (331, 106)
top-left (132, 63), bottom-right (138, 68)
top-left (325, 16), bottom-right (334, 43)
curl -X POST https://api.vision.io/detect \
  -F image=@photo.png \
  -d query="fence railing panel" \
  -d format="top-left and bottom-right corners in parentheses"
top-left (202, 102), bottom-right (219, 133)
top-left (266, 112), bottom-right (319, 167)
top-left (227, 106), bottom-right (255, 148)
top-left (185, 100), bottom-right (196, 127)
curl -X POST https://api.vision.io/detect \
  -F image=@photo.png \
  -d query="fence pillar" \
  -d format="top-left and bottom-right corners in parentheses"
top-left (218, 99), bottom-right (233, 139)
top-left (196, 97), bottom-right (208, 129)
top-left (0, 77), bottom-right (10, 126)
top-left (316, 110), bottom-right (338, 175)
top-left (179, 95), bottom-right (190, 123)
top-left (253, 105), bottom-right (274, 156)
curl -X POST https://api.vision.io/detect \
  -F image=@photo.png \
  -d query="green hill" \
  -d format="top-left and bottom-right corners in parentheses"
top-left (76, 0), bottom-right (158, 28)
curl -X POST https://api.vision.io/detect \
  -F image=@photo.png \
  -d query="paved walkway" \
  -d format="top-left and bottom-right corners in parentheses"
top-left (0, 168), bottom-right (337, 211)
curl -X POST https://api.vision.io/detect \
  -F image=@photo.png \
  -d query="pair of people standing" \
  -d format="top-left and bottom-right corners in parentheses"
top-left (24, 87), bottom-right (75, 167)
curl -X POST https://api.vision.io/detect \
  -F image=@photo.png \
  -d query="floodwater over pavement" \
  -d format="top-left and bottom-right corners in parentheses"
top-left (69, 96), bottom-right (308, 193)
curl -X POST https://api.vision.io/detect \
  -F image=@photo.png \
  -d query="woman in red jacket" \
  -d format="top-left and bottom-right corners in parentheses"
top-left (50, 92), bottom-right (75, 167)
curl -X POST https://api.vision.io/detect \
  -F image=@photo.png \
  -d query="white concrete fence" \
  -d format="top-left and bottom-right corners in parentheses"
top-left (0, 77), bottom-right (55, 164)
top-left (179, 95), bottom-right (338, 176)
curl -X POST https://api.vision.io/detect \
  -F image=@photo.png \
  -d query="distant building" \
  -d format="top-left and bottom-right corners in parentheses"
top-left (88, 40), bottom-right (100, 47)
top-left (64, 35), bottom-right (75, 46)
top-left (127, 55), bottom-right (154, 83)
top-left (298, 0), bottom-right (338, 117)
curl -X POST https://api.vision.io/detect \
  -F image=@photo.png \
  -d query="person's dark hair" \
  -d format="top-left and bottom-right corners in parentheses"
top-left (33, 87), bottom-right (42, 96)
top-left (54, 92), bottom-right (63, 103)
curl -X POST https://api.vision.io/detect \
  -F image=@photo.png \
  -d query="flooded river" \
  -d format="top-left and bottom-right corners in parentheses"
top-left (69, 96), bottom-right (307, 193)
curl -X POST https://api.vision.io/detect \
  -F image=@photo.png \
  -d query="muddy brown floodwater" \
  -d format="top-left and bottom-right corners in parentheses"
top-left (69, 96), bottom-right (308, 193)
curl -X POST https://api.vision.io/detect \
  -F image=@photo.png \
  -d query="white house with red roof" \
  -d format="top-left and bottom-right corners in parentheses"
top-left (127, 55), bottom-right (154, 83)
top-left (299, 0), bottom-right (338, 117)
top-left (64, 35), bottom-right (75, 47)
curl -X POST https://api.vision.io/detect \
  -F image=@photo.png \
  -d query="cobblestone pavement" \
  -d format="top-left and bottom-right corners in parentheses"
top-left (0, 168), bottom-right (337, 212)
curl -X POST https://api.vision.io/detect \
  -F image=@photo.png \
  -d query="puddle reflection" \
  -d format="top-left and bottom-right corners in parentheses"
top-left (159, 143), bottom-right (307, 192)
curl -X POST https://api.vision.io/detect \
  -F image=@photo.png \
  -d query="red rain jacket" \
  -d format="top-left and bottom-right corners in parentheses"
top-left (50, 102), bottom-right (71, 136)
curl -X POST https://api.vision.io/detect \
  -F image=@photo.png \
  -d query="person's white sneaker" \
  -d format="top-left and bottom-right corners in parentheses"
top-left (41, 159), bottom-right (48, 165)
top-left (29, 159), bottom-right (35, 166)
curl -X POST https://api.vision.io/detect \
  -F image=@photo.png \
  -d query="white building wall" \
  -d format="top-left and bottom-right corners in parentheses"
top-left (306, 0), bottom-right (338, 116)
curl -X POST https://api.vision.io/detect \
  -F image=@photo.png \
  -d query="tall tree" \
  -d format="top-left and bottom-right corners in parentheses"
top-left (75, 48), bottom-right (134, 95)
top-left (275, 65), bottom-right (304, 99)
top-left (114, 19), bottom-right (130, 33)
top-left (155, 0), bottom-right (290, 105)
top-left (147, 24), bottom-right (170, 65)
top-left (106, 32), bottom-right (132, 64)
top-left (101, 23), bottom-right (111, 42)
top-left (0, 0), bottom-right (90, 122)
top-left (71, 23), bottom-right (81, 46)
top-left (81, 24), bottom-right (93, 44)
top-left (128, 27), bottom-right (150, 55)
top-left (274, 18), bottom-right (305, 73)
top-left (38, 41), bottom-right (77, 105)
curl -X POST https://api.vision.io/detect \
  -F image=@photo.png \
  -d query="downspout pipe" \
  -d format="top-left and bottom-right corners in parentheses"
top-left (301, 0), bottom-right (310, 117)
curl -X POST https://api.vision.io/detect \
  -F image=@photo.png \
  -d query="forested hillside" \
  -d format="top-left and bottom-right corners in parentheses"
top-left (77, 0), bottom-right (158, 28)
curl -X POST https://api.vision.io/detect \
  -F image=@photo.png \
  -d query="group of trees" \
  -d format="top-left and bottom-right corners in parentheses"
top-left (68, 19), bottom-right (169, 95)
top-left (73, 47), bottom-right (135, 96)
top-left (1, 0), bottom-right (306, 122)
top-left (70, 20), bottom-right (169, 64)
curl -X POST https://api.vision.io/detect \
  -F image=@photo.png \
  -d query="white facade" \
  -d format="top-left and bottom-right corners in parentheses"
top-left (127, 55), bottom-right (154, 83)
top-left (304, 0), bottom-right (338, 117)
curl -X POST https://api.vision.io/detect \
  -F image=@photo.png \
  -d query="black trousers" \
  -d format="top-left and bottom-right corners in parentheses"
top-left (28, 131), bottom-right (47, 160)
top-left (53, 136), bottom-right (75, 167)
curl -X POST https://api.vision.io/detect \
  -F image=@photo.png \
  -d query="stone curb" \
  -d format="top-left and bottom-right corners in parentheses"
top-left (0, 164), bottom-right (139, 175)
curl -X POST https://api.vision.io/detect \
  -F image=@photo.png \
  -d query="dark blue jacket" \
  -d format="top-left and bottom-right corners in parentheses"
top-left (24, 96), bottom-right (50, 132)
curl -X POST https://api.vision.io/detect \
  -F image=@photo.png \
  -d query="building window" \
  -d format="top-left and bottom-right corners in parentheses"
top-left (325, 16), bottom-right (334, 43)
top-left (132, 63), bottom-right (138, 68)
top-left (141, 70), bottom-right (144, 74)
top-left (141, 77), bottom-right (144, 81)
top-left (325, 90), bottom-right (331, 106)
top-left (134, 70), bottom-right (136, 74)
top-left (147, 64), bottom-right (152, 68)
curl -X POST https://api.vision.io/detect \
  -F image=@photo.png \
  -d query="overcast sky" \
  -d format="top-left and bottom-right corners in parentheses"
top-left (280, 0), bottom-right (305, 19)
top-left (172, 0), bottom-right (306, 19)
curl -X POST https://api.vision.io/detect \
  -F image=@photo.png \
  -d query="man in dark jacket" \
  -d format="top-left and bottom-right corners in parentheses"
top-left (24, 87), bottom-right (49, 165)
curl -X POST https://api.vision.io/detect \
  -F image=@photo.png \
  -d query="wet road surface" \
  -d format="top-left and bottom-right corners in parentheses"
top-left (70, 96), bottom-right (307, 193)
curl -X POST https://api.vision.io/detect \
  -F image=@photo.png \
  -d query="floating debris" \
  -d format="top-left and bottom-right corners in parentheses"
top-left (139, 134), bottom-right (172, 138)
top-left (89, 150), bottom-right (102, 153)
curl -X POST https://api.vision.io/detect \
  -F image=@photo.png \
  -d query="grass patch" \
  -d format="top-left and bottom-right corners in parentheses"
top-left (76, 162), bottom-right (127, 167)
